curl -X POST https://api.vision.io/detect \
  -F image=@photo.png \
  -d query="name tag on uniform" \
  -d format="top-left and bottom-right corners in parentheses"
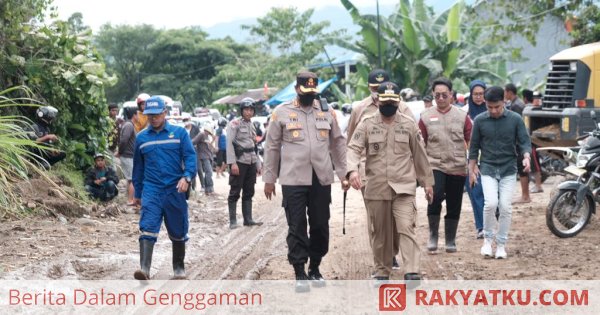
top-left (286, 122), bottom-right (303, 130)
top-left (430, 116), bottom-right (439, 122)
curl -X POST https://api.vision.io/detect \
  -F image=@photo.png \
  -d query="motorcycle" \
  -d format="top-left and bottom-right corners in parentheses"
top-left (536, 146), bottom-right (579, 183)
top-left (546, 111), bottom-right (600, 238)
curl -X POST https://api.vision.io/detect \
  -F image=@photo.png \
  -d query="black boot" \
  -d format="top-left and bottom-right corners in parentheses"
top-left (172, 241), bottom-right (186, 280)
top-left (133, 239), bottom-right (154, 280)
top-left (242, 200), bottom-right (263, 226)
top-left (404, 273), bottom-right (421, 289)
top-left (293, 264), bottom-right (310, 293)
top-left (228, 201), bottom-right (239, 229)
top-left (445, 219), bottom-right (459, 253)
top-left (427, 215), bottom-right (440, 253)
top-left (308, 257), bottom-right (326, 287)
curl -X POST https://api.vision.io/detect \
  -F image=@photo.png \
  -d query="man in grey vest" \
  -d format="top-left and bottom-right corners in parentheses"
top-left (418, 77), bottom-right (472, 254)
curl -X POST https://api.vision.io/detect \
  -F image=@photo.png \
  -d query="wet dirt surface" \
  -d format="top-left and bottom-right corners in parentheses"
top-left (1, 175), bottom-right (599, 281)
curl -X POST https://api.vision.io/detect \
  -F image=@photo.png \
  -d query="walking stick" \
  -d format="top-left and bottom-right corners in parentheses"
top-left (343, 190), bottom-right (347, 235)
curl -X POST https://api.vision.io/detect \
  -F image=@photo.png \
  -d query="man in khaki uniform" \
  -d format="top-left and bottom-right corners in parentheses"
top-left (263, 71), bottom-right (349, 293)
top-left (226, 97), bottom-right (262, 229)
top-left (346, 69), bottom-right (414, 272)
top-left (347, 82), bottom-right (434, 282)
top-left (418, 77), bottom-right (472, 254)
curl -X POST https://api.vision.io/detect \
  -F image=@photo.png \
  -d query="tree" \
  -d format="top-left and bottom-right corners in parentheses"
top-left (242, 7), bottom-right (345, 63)
top-left (209, 44), bottom-right (301, 100)
top-left (95, 24), bottom-right (160, 102)
top-left (1, 0), bottom-right (116, 170)
top-left (335, 0), bottom-right (511, 97)
top-left (210, 7), bottom-right (347, 100)
top-left (67, 12), bottom-right (89, 33)
top-left (142, 28), bottom-right (238, 109)
top-left (570, 1), bottom-right (600, 45)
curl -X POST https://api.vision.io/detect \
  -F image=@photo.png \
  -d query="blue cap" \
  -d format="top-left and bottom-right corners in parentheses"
top-left (143, 96), bottom-right (166, 115)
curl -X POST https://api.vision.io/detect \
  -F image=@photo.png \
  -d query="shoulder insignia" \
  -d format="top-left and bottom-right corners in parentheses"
top-left (271, 112), bottom-right (277, 122)
top-left (231, 119), bottom-right (240, 126)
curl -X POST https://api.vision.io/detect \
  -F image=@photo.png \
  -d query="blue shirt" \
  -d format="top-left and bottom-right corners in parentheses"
top-left (468, 110), bottom-right (531, 178)
top-left (133, 122), bottom-right (197, 198)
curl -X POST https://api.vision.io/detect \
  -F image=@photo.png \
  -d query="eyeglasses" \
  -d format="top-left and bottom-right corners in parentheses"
top-left (472, 92), bottom-right (484, 97)
top-left (434, 93), bottom-right (450, 100)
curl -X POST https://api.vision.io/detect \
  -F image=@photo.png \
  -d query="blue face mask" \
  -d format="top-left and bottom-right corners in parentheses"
top-left (379, 103), bottom-right (398, 117)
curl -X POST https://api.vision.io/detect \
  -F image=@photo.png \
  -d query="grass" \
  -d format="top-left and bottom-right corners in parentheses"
top-left (0, 86), bottom-right (87, 218)
top-left (48, 163), bottom-right (91, 202)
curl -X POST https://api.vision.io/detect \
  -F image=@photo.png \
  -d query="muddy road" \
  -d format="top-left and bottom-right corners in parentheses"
top-left (1, 175), bottom-right (599, 281)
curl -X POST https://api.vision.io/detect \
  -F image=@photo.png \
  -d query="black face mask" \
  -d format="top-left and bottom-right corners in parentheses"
top-left (379, 103), bottom-right (398, 117)
top-left (298, 94), bottom-right (316, 106)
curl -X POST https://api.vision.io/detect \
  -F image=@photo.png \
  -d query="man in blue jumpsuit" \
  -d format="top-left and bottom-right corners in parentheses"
top-left (132, 96), bottom-right (196, 280)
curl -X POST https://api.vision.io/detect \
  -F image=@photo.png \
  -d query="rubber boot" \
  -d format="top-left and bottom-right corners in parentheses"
top-left (293, 264), bottom-right (310, 293)
top-left (133, 239), bottom-right (154, 280)
top-left (172, 241), bottom-right (186, 280)
top-left (228, 201), bottom-right (239, 229)
top-left (242, 200), bottom-right (263, 226)
top-left (427, 215), bottom-right (440, 253)
top-left (308, 257), bottom-right (326, 287)
top-left (445, 219), bottom-right (459, 253)
top-left (404, 273), bottom-right (421, 290)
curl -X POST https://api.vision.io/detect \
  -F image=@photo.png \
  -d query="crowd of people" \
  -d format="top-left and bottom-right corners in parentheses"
top-left (29, 68), bottom-right (544, 289)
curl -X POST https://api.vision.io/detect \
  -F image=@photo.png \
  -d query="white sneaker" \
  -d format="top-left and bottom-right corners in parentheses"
top-left (480, 238), bottom-right (493, 257)
top-left (495, 245), bottom-right (507, 259)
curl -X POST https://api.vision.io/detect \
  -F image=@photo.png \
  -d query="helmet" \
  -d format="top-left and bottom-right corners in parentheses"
top-left (202, 125), bottom-right (214, 135)
top-left (218, 117), bottom-right (228, 127)
top-left (136, 93), bottom-right (151, 105)
top-left (36, 106), bottom-right (58, 124)
top-left (240, 97), bottom-right (256, 110)
top-left (400, 88), bottom-right (415, 101)
top-left (342, 103), bottom-right (352, 114)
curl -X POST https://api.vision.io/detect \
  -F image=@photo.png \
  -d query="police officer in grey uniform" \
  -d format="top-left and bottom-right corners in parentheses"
top-left (226, 97), bottom-right (263, 229)
top-left (263, 71), bottom-right (349, 292)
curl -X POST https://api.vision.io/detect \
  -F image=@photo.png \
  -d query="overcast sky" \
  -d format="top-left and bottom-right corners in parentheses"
top-left (51, 0), bottom-right (398, 30)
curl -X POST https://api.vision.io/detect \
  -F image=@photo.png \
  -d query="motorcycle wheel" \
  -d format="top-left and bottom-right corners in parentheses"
top-left (546, 189), bottom-right (593, 238)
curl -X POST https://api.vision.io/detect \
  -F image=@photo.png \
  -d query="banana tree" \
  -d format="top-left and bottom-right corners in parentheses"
top-left (335, 0), bottom-right (512, 97)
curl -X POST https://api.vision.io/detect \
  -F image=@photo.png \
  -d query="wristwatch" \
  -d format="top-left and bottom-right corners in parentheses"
top-left (184, 176), bottom-right (192, 183)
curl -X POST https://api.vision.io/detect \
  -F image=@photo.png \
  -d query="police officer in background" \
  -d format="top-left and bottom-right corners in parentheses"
top-left (263, 71), bottom-right (349, 293)
top-left (347, 82), bottom-right (434, 284)
top-left (226, 97), bottom-right (262, 229)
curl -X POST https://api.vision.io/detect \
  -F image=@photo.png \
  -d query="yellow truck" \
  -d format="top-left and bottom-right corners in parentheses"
top-left (523, 42), bottom-right (600, 147)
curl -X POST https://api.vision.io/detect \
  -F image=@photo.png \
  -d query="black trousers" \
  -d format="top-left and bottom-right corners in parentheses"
top-left (282, 171), bottom-right (331, 265)
top-left (427, 170), bottom-right (465, 220)
top-left (85, 180), bottom-right (118, 202)
top-left (228, 162), bottom-right (257, 203)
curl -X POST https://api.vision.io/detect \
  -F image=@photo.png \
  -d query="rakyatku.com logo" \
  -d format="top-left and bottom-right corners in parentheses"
top-left (379, 284), bottom-right (406, 311)
top-left (378, 283), bottom-right (589, 312)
